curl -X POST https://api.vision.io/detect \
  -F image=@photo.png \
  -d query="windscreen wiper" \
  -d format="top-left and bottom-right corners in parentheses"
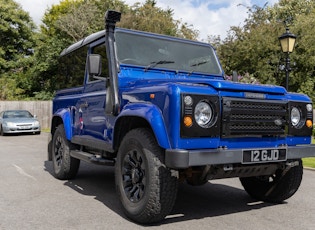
top-left (190, 60), bottom-right (208, 67)
top-left (144, 60), bottom-right (175, 71)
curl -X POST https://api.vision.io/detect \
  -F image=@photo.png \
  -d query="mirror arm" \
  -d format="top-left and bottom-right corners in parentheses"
top-left (93, 76), bottom-right (106, 81)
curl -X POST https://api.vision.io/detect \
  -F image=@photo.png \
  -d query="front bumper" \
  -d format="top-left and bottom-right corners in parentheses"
top-left (165, 145), bottom-right (315, 169)
top-left (2, 125), bottom-right (41, 134)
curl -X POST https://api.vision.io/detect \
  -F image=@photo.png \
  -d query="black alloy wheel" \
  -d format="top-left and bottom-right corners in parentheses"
top-left (115, 128), bottom-right (178, 224)
top-left (51, 124), bottom-right (80, 180)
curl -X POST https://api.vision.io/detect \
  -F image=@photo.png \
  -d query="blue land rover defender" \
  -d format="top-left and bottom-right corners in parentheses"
top-left (48, 11), bottom-right (315, 224)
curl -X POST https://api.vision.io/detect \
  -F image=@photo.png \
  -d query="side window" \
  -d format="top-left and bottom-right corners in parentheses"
top-left (88, 44), bottom-right (109, 82)
top-left (56, 46), bottom-right (88, 90)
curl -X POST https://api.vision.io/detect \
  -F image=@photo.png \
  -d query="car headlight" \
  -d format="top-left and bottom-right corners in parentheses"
top-left (5, 122), bottom-right (14, 126)
top-left (194, 101), bottom-right (212, 128)
top-left (291, 107), bottom-right (301, 127)
top-left (34, 121), bottom-right (40, 126)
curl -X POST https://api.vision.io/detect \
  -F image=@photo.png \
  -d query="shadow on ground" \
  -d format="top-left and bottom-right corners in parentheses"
top-left (44, 161), bottom-right (279, 225)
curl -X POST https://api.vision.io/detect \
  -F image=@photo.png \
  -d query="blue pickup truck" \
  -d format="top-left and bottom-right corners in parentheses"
top-left (48, 10), bottom-right (315, 224)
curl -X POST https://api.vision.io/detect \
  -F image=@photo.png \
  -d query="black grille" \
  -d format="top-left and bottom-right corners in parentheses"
top-left (222, 97), bottom-right (287, 137)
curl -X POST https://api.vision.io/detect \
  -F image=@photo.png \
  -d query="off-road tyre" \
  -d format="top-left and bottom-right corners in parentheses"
top-left (115, 128), bottom-right (178, 224)
top-left (51, 124), bottom-right (80, 180)
top-left (240, 160), bottom-right (303, 203)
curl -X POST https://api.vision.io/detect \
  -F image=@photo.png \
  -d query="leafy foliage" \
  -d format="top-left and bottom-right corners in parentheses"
top-left (4, 0), bottom-right (315, 102)
top-left (53, 0), bottom-right (127, 41)
top-left (119, 0), bottom-right (198, 39)
top-left (21, 0), bottom-right (198, 100)
top-left (216, 4), bottom-right (282, 85)
top-left (0, 0), bottom-right (36, 99)
top-left (225, 73), bottom-right (260, 84)
top-left (216, 0), bottom-right (315, 101)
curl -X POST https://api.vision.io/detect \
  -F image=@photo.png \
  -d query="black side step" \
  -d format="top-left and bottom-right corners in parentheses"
top-left (70, 150), bottom-right (115, 166)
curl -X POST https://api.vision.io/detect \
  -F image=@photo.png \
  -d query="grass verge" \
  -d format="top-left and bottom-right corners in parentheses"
top-left (41, 128), bottom-right (50, 133)
top-left (303, 158), bottom-right (315, 169)
top-left (302, 138), bottom-right (315, 169)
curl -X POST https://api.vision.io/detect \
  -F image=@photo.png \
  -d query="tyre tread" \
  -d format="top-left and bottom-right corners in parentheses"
top-left (116, 128), bottom-right (178, 224)
top-left (52, 124), bottom-right (80, 180)
top-left (240, 160), bottom-right (303, 203)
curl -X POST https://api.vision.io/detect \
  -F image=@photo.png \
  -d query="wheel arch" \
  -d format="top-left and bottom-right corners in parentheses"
top-left (51, 108), bottom-right (72, 140)
top-left (113, 104), bottom-right (171, 152)
top-left (48, 109), bottom-right (73, 161)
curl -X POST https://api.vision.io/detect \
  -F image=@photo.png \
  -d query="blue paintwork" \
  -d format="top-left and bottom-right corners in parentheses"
top-left (53, 67), bottom-right (312, 150)
top-left (53, 108), bottom-right (73, 140)
top-left (118, 69), bottom-right (312, 149)
top-left (51, 28), bottom-right (312, 154)
top-left (118, 103), bottom-right (170, 148)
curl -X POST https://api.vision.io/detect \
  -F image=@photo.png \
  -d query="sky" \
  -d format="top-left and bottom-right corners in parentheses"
top-left (15, 0), bottom-right (279, 40)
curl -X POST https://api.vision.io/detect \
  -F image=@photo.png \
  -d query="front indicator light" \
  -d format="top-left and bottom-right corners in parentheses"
top-left (306, 120), bottom-right (313, 128)
top-left (183, 116), bottom-right (193, 127)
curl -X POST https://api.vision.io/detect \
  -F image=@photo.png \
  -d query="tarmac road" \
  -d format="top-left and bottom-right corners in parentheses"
top-left (0, 133), bottom-right (315, 230)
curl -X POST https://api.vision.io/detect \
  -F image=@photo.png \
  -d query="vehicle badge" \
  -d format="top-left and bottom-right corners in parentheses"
top-left (244, 92), bottom-right (266, 99)
top-left (274, 119), bottom-right (283, 126)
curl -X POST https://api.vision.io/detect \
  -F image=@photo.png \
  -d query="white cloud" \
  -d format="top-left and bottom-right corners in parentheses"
top-left (119, 0), bottom-right (279, 40)
top-left (15, 0), bottom-right (61, 25)
top-left (15, 0), bottom-right (279, 40)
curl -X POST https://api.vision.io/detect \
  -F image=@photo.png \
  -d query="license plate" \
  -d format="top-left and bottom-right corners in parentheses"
top-left (18, 126), bottom-right (31, 130)
top-left (242, 148), bottom-right (287, 164)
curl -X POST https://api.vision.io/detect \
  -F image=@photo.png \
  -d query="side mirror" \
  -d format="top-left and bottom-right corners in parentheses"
top-left (87, 54), bottom-right (102, 77)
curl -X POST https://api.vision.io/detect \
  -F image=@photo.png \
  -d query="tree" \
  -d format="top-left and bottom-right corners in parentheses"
top-left (24, 0), bottom-right (88, 97)
top-left (53, 0), bottom-right (198, 41)
top-left (25, 0), bottom-right (128, 97)
top-left (217, 3), bottom-right (282, 86)
top-left (0, 0), bottom-right (36, 99)
top-left (286, 2), bottom-right (315, 99)
top-left (216, 0), bottom-right (315, 102)
top-left (26, 0), bottom-right (198, 99)
top-left (54, 0), bottom-right (128, 41)
top-left (120, 0), bottom-right (198, 39)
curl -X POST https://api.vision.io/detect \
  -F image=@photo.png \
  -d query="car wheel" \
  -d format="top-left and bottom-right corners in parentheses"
top-left (115, 128), bottom-right (178, 224)
top-left (240, 160), bottom-right (303, 203)
top-left (51, 124), bottom-right (80, 180)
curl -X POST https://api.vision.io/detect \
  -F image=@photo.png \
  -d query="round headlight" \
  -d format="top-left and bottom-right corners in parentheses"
top-left (194, 101), bottom-right (212, 128)
top-left (291, 107), bottom-right (301, 126)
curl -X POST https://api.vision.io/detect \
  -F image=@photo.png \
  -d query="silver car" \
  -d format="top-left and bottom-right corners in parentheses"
top-left (0, 110), bottom-right (41, 135)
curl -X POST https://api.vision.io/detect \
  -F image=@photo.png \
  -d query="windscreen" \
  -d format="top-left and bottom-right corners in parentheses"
top-left (4, 111), bottom-right (33, 118)
top-left (115, 31), bottom-right (222, 75)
